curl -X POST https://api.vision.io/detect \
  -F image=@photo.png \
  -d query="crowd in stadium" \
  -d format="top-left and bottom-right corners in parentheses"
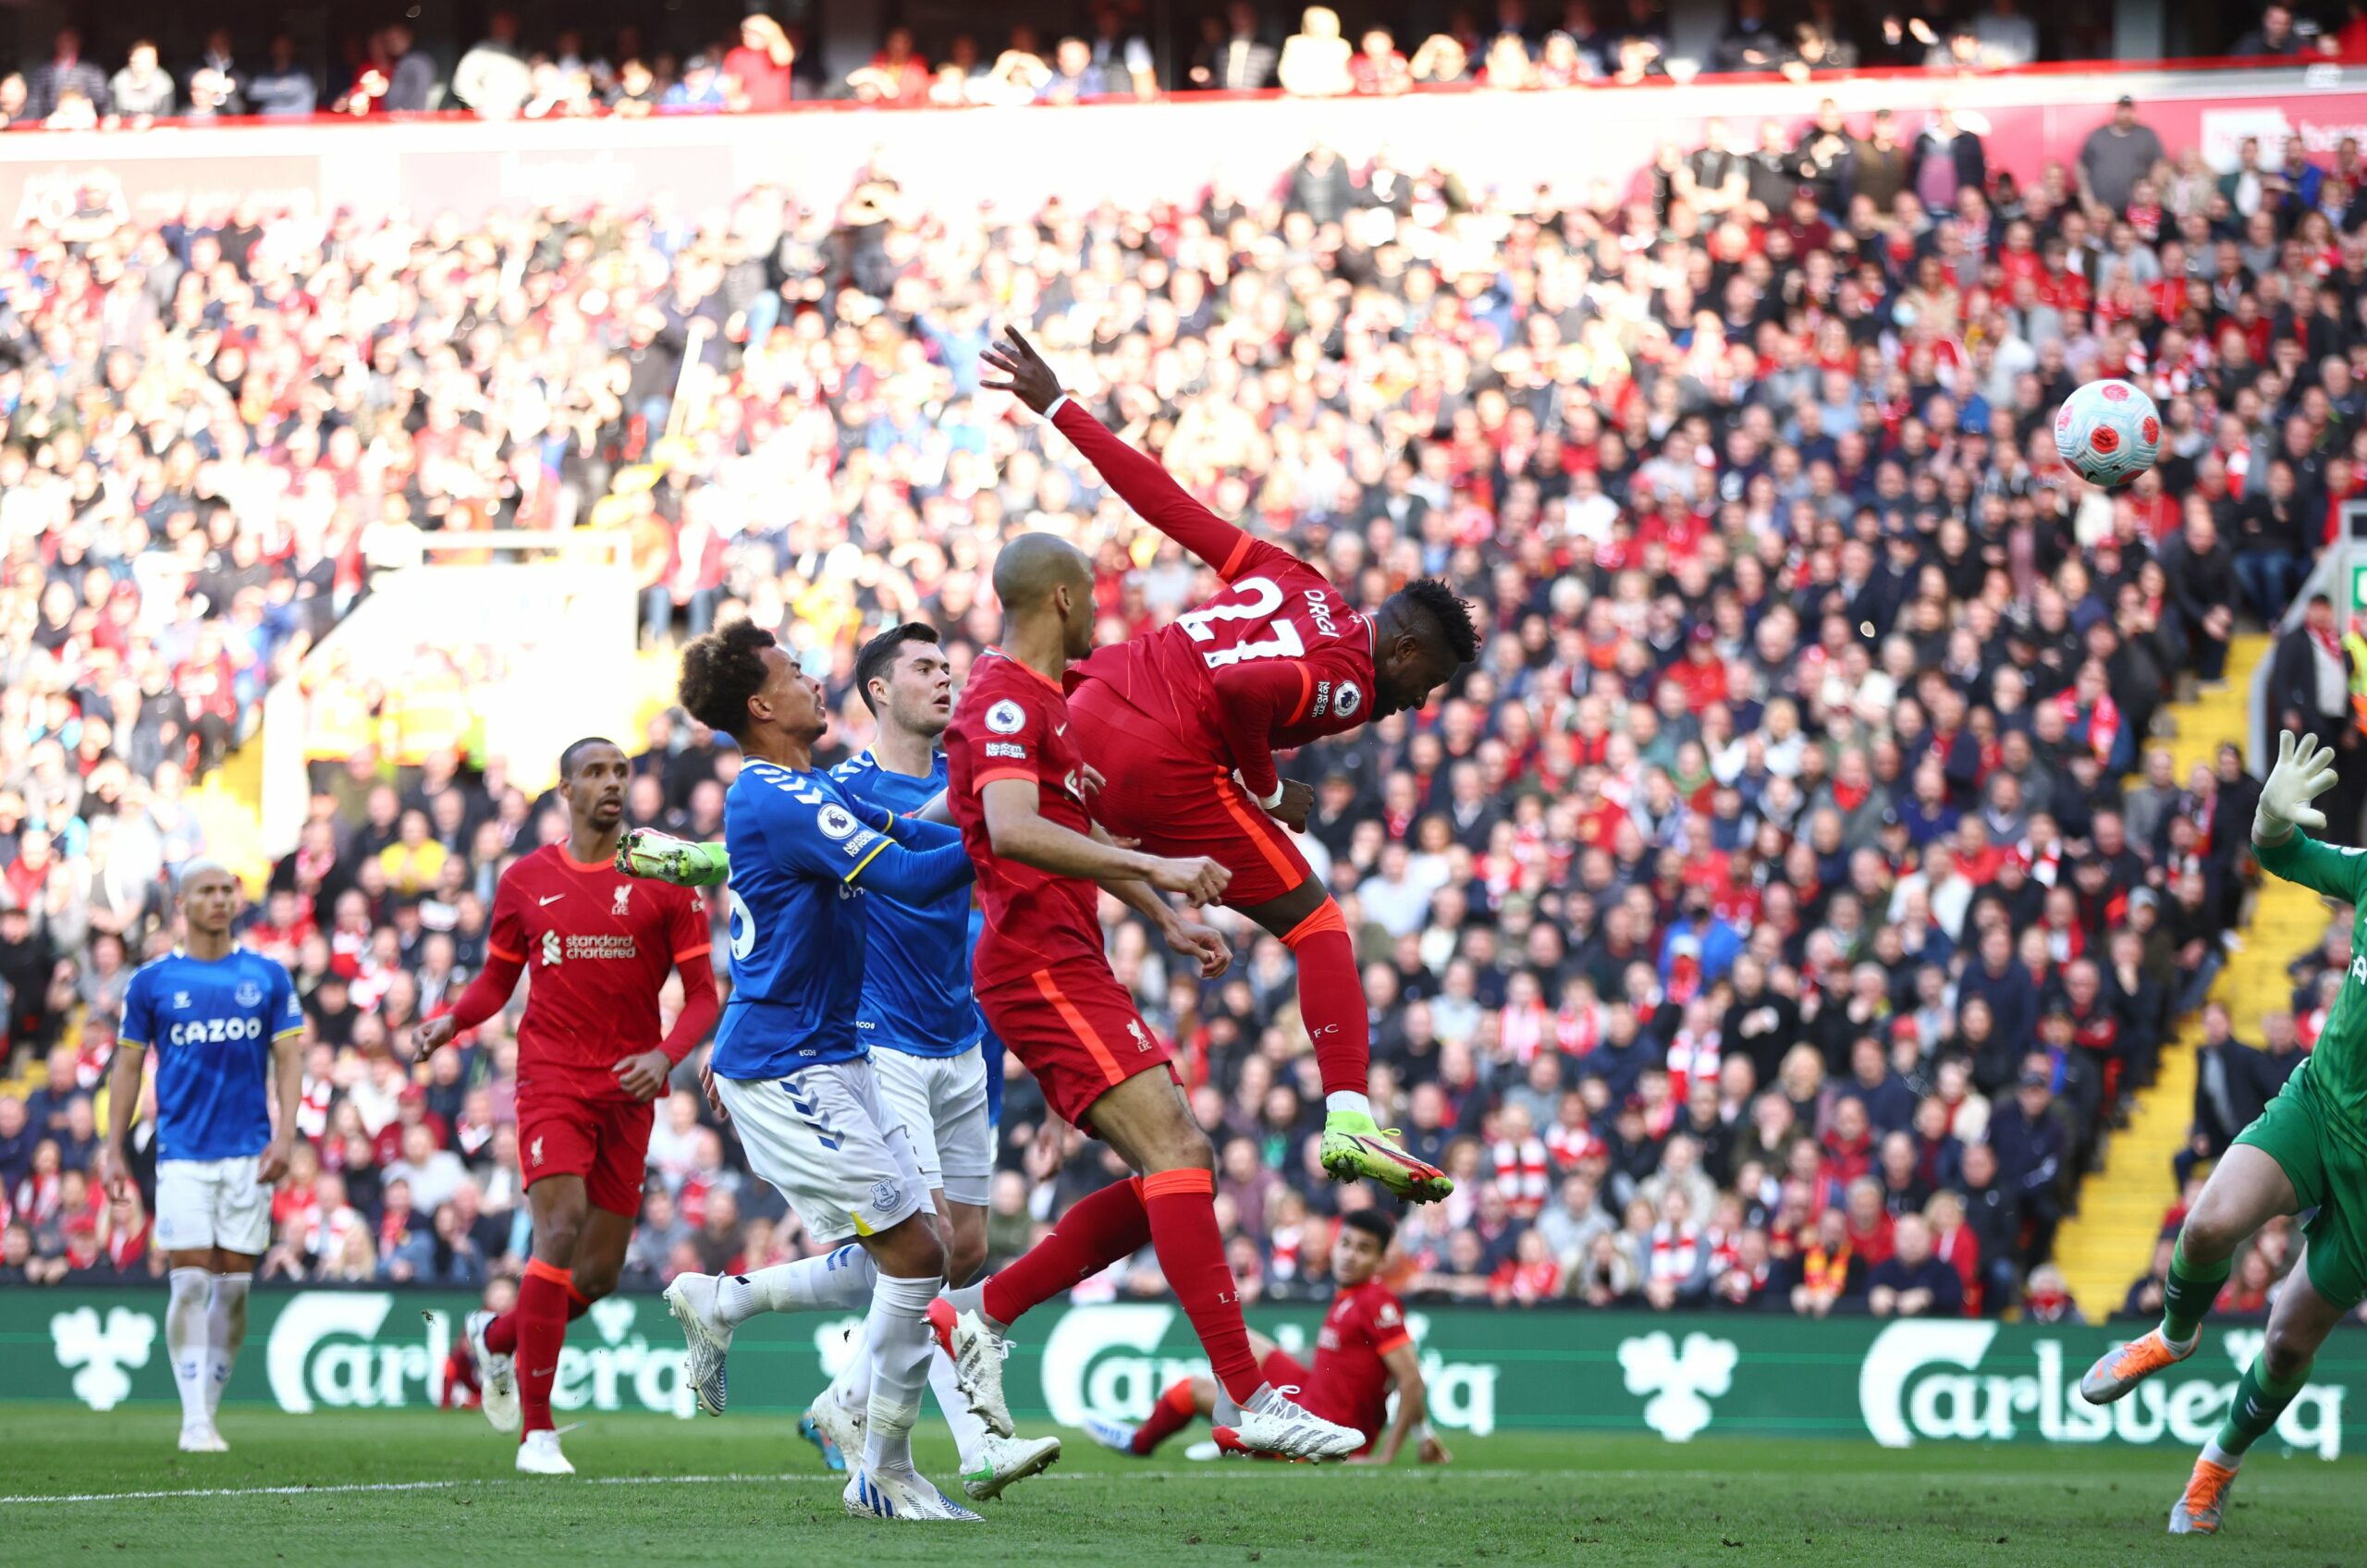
top-left (0, 65), bottom-right (2355, 1325)
top-left (0, 0), bottom-right (2332, 129)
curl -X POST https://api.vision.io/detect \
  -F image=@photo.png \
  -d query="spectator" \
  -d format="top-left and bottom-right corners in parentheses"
top-left (2079, 95), bottom-right (2167, 214)
top-left (1971, 0), bottom-right (2040, 67)
top-left (664, 55), bottom-right (730, 113)
top-left (1989, 1066), bottom-right (2070, 1263)
top-left (1086, 5), bottom-right (1158, 99)
top-left (1868, 1213), bottom-right (1965, 1316)
top-left (1279, 6), bottom-right (1355, 97)
top-left (2232, 3), bottom-right (2306, 55)
top-left (1911, 106), bottom-right (1987, 215)
top-left (724, 15), bottom-right (797, 112)
top-left (453, 12), bottom-right (533, 117)
top-left (184, 30), bottom-right (246, 117)
top-left (108, 42), bottom-right (176, 122)
top-left (246, 36), bottom-right (317, 116)
top-left (381, 25), bottom-right (438, 112)
top-left (1712, 0), bottom-right (1786, 73)
top-left (1407, 33), bottom-right (1472, 83)
top-left (848, 27), bottom-right (928, 102)
top-left (26, 30), bottom-right (107, 121)
top-left (1195, 1), bottom-right (1278, 90)
top-left (1036, 38), bottom-right (1107, 103)
top-left (1351, 28), bottom-right (1414, 94)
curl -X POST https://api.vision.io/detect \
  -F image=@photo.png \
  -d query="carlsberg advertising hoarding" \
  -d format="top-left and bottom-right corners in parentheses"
top-left (8, 1291), bottom-right (2361, 1456)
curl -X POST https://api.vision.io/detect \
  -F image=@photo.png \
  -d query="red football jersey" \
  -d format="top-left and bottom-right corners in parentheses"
top-left (943, 648), bottom-right (1107, 989)
top-left (486, 844), bottom-right (711, 1103)
top-left (1053, 400), bottom-right (1380, 801)
top-left (1305, 1278), bottom-right (1413, 1439)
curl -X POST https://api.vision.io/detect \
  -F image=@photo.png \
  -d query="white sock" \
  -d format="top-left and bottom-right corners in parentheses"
top-left (860, 1272), bottom-right (941, 1476)
top-left (1326, 1091), bottom-right (1373, 1120)
top-left (2201, 1438), bottom-right (2241, 1471)
top-left (928, 1342), bottom-right (993, 1470)
top-left (204, 1273), bottom-right (251, 1418)
top-left (716, 1243), bottom-right (877, 1328)
top-left (166, 1268), bottom-right (213, 1428)
top-left (825, 1320), bottom-right (874, 1414)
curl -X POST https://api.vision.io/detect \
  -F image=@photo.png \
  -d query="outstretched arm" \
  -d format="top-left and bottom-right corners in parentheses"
top-left (983, 326), bottom-right (1272, 582)
top-left (982, 777), bottom-right (1231, 906)
top-left (2252, 729), bottom-right (2364, 900)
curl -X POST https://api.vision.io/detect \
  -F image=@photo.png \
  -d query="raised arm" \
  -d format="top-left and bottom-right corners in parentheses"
top-left (2252, 730), bottom-right (2363, 901)
top-left (983, 326), bottom-right (1271, 581)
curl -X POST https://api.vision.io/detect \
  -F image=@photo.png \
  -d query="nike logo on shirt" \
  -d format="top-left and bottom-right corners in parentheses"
top-left (540, 895), bottom-right (565, 905)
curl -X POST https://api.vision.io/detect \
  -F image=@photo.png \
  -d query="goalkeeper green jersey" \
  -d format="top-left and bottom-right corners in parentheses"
top-left (2254, 828), bottom-right (2367, 1156)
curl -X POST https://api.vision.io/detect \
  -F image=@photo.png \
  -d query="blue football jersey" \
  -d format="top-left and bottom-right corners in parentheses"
top-left (829, 749), bottom-right (984, 1060)
top-left (119, 949), bottom-right (304, 1162)
top-left (712, 760), bottom-right (893, 1080)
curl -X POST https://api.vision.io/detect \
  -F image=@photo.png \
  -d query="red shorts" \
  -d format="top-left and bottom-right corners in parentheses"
top-left (1069, 680), bottom-right (1313, 908)
top-left (1256, 1347), bottom-right (1377, 1455)
top-left (516, 1091), bottom-right (655, 1217)
top-left (979, 959), bottom-right (1175, 1131)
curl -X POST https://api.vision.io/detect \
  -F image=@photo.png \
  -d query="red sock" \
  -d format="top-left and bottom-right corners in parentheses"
top-left (1284, 901), bottom-right (1369, 1099)
top-left (514, 1257), bottom-right (585, 1436)
top-left (1134, 1378), bottom-right (1200, 1454)
top-left (1142, 1168), bottom-right (1262, 1404)
top-left (984, 1176), bottom-right (1150, 1327)
top-left (484, 1272), bottom-right (591, 1356)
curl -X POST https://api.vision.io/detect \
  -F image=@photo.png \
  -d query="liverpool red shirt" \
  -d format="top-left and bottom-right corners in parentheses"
top-left (1304, 1277), bottom-right (1414, 1440)
top-left (1053, 400), bottom-right (1380, 802)
top-left (486, 844), bottom-right (711, 1103)
top-left (944, 647), bottom-right (1107, 990)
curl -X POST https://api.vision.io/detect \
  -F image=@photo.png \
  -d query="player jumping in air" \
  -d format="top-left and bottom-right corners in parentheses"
top-left (1085, 1208), bottom-right (1453, 1467)
top-left (2079, 729), bottom-right (2360, 1535)
top-left (100, 860), bottom-right (306, 1453)
top-left (414, 739), bottom-right (721, 1476)
top-left (651, 621), bottom-right (1061, 1503)
top-left (934, 531), bottom-right (1365, 1462)
top-left (656, 619), bottom-right (1011, 1521)
top-left (982, 328), bottom-right (1477, 1203)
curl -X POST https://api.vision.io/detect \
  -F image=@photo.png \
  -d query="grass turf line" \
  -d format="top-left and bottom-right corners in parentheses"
top-left (1, 1404), bottom-right (2361, 1567)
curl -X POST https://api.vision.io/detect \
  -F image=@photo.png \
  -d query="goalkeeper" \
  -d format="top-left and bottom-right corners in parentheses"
top-left (2079, 731), bottom-right (2364, 1536)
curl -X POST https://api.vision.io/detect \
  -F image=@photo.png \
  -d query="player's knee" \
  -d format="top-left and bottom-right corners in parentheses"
top-left (570, 1257), bottom-right (620, 1302)
top-left (2178, 1199), bottom-right (2244, 1260)
top-left (2263, 1320), bottom-right (2318, 1379)
top-left (946, 1226), bottom-right (987, 1290)
top-left (1146, 1123), bottom-right (1216, 1176)
top-left (535, 1214), bottom-right (586, 1264)
top-left (874, 1211), bottom-right (948, 1280)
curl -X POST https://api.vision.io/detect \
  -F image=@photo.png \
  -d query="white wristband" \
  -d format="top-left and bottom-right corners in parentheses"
top-left (1043, 393), bottom-right (1072, 420)
top-left (1254, 781), bottom-right (1284, 812)
top-left (1412, 1419), bottom-right (1435, 1444)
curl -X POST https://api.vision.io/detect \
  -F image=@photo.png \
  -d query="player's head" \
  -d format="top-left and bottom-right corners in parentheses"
top-left (176, 858), bottom-right (240, 938)
top-left (855, 621), bottom-right (953, 741)
top-left (1371, 578), bottom-right (1478, 718)
top-left (992, 532), bottom-right (1097, 661)
top-left (1331, 1207), bottom-right (1396, 1285)
top-left (679, 619), bottom-right (826, 748)
top-left (558, 736), bottom-right (629, 834)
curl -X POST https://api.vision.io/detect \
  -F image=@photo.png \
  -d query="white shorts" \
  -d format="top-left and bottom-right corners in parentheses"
top-left (154, 1156), bottom-right (272, 1256)
top-left (716, 1060), bottom-right (928, 1246)
top-left (869, 1047), bottom-right (992, 1208)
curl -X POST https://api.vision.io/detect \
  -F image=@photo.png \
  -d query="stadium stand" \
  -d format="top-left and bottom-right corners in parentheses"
top-left (0, 56), bottom-right (2351, 1328)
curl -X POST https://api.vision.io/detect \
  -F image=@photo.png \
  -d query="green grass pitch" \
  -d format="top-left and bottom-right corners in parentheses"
top-left (2, 1403), bottom-right (2361, 1566)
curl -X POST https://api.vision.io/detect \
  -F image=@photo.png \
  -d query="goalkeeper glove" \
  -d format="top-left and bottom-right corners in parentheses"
top-left (2256, 729), bottom-right (2339, 843)
top-left (616, 827), bottom-right (731, 887)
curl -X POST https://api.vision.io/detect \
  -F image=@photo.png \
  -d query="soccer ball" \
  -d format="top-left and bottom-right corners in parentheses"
top-left (2053, 378), bottom-right (2161, 487)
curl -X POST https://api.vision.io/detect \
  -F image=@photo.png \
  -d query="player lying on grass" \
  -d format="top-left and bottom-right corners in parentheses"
top-left (651, 621), bottom-right (1061, 1504)
top-left (416, 739), bottom-right (719, 1476)
top-left (2079, 729), bottom-right (2361, 1537)
top-left (1085, 1208), bottom-right (1452, 1466)
top-left (982, 327), bottom-right (1476, 1205)
top-left (100, 859), bottom-right (305, 1454)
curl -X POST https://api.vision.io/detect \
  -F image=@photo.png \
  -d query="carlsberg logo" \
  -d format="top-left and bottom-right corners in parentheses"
top-left (1037, 1305), bottom-right (1501, 1435)
top-left (1859, 1322), bottom-right (2345, 1458)
top-left (266, 1292), bottom-right (693, 1417)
